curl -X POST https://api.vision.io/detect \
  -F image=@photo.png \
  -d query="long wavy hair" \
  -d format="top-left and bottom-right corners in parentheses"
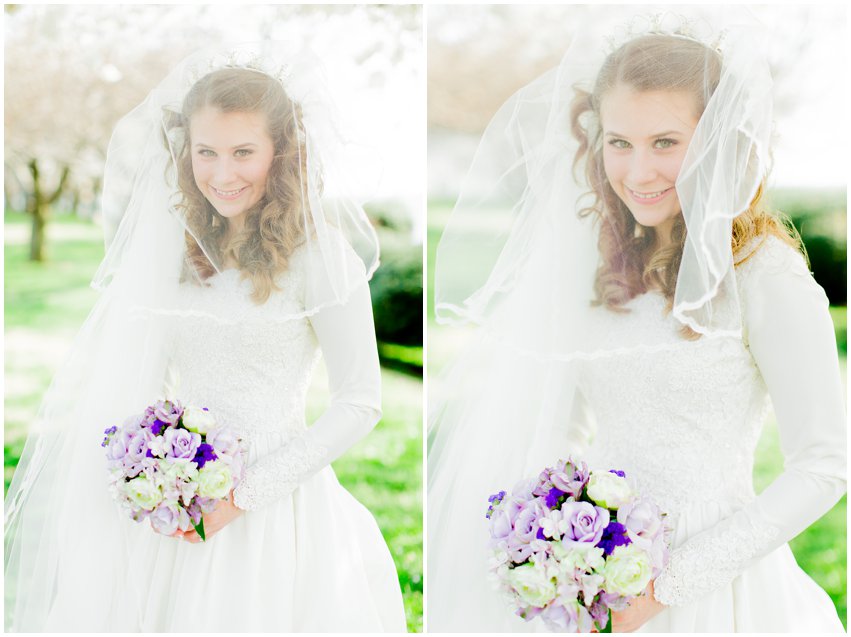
top-left (165, 67), bottom-right (312, 303)
top-left (570, 34), bottom-right (802, 329)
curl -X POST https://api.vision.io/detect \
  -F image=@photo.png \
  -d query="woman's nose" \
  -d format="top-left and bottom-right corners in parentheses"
top-left (626, 150), bottom-right (657, 184)
top-left (213, 158), bottom-right (237, 184)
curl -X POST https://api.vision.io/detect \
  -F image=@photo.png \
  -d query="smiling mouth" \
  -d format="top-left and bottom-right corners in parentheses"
top-left (627, 187), bottom-right (673, 202)
top-left (211, 186), bottom-right (248, 198)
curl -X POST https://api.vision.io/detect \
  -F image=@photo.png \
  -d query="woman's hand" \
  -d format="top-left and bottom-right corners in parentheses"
top-left (182, 490), bottom-right (244, 544)
top-left (611, 580), bottom-right (665, 632)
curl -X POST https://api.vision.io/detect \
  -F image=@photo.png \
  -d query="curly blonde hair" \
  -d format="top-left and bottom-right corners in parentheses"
top-left (165, 68), bottom-right (312, 304)
top-left (570, 34), bottom-right (802, 330)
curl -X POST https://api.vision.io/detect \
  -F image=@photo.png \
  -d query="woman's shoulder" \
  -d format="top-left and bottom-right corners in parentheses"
top-left (734, 233), bottom-right (811, 284)
top-left (733, 233), bottom-right (830, 328)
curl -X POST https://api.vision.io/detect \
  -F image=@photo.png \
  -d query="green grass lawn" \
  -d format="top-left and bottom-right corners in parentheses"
top-left (4, 213), bottom-right (423, 632)
top-left (428, 200), bottom-right (847, 628)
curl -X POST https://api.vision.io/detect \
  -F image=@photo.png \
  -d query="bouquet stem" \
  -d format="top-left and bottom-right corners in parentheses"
top-left (194, 518), bottom-right (206, 542)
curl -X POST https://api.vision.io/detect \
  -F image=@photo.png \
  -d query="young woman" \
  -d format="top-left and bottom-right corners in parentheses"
top-left (5, 43), bottom-right (406, 632)
top-left (428, 21), bottom-right (845, 633)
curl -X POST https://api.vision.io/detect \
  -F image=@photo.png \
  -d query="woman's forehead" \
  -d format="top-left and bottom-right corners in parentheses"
top-left (600, 85), bottom-right (699, 137)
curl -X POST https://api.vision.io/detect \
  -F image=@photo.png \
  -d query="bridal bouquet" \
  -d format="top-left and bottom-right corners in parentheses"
top-left (101, 399), bottom-right (245, 541)
top-left (485, 458), bottom-right (668, 632)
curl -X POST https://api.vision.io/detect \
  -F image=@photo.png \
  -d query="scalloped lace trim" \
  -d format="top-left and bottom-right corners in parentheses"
top-left (232, 434), bottom-right (327, 511)
top-left (653, 521), bottom-right (780, 607)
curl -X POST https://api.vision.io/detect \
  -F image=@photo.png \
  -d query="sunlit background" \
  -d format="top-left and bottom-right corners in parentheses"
top-left (427, 4), bottom-right (847, 629)
top-left (4, 4), bottom-right (423, 631)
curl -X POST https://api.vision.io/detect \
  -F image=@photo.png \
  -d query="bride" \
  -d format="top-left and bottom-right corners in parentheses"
top-left (428, 16), bottom-right (845, 633)
top-left (5, 43), bottom-right (406, 632)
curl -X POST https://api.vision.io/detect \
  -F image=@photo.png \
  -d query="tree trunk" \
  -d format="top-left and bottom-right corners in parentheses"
top-left (26, 159), bottom-right (70, 262)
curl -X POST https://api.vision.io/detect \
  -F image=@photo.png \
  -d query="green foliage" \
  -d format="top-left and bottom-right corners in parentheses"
top-left (370, 228), bottom-right (423, 347)
top-left (4, 215), bottom-right (423, 632)
top-left (770, 188), bottom-right (847, 306)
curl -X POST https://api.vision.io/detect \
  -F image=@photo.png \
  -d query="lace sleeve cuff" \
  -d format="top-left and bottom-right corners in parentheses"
top-left (653, 521), bottom-right (779, 607)
top-left (232, 434), bottom-right (328, 511)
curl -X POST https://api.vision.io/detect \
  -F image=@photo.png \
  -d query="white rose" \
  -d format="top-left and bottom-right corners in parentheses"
top-left (196, 462), bottom-right (233, 499)
top-left (603, 543), bottom-right (653, 597)
top-left (124, 475), bottom-right (163, 511)
top-left (507, 562), bottom-right (557, 608)
top-left (182, 406), bottom-right (216, 435)
top-left (586, 471), bottom-right (634, 510)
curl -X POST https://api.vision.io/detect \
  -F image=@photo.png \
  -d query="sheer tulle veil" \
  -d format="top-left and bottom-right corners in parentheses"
top-left (427, 11), bottom-right (776, 631)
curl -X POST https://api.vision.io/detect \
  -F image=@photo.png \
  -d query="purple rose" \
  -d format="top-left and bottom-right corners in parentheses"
top-left (561, 501), bottom-right (609, 545)
top-left (540, 603), bottom-right (578, 632)
top-left (144, 400), bottom-right (183, 429)
top-left (617, 497), bottom-right (663, 545)
top-left (164, 428), bottom-right (201, 460)
top-left (506, 533), bottom-right (534, 562)
top-left (205, 427), bottom-right (240, 457)
top-left (513, 499), bottom-right (546, 544)
top-left (126, 429), bottom-right (155, 463)
top-left (551, 460), bottom-right (590, 497)
top-left (533, 459), bottom-right (590, 500)
top-left (149, 503), bottom-right (179, 536)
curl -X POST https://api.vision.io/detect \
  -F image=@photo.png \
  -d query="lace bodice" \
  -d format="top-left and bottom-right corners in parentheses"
top-left (577, 236), bottom-right (845, 607)
top-left (580, 293), bottom-right (769, 519)
top-left (163, 246), bottom-right (382, 512)
top-left (170, 268), bottom-right (320, 438)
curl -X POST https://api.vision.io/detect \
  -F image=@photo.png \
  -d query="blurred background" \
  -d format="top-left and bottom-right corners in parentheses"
top-left (427, 4), bottom-right (847, 628)
top-left (4, 4), bottom-right (423, 631)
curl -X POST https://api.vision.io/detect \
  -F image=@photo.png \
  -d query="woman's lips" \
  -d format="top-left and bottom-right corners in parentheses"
top-left (211, 186), bottom-right (248, 200)
top-left (626, 186), bottom-right (673, 205)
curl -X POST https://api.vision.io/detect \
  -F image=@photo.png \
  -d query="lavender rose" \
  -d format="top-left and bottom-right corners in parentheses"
top-left (149, 503), bottom-right (179, 535)
top-left (550, 459), bottom-right (590, 498)
top-left (205, 427), bottom-right (240, 457)
top-left (513, 500), bottom-right (546, 544)
top-left (561, 501), bottom-right (609, 546)
top-left (163, 427), bottom-right (202, 460)
top-left (617, 498), bottom-right (663, 544)
top-left (152, 399), bottom-right (183, 425)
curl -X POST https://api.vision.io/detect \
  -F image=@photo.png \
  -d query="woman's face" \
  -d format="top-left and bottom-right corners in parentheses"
top-left (189, 106), bottom-right (276, 229)
top-left (600, 84), bottom-right (699, 245)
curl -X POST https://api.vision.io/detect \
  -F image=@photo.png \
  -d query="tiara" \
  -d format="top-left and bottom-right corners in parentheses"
top-left (604, 12), bottom-right (726, 55)
top-left (186, 47), bottom-right (292, 89)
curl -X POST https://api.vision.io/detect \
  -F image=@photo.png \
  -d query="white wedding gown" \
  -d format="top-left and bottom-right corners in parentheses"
top-left (39, 246), bottom-right (407, 632)
top-left (427, 235), bottom-right (844, 633)
top-left (574, 236), bottom-right (845, 632)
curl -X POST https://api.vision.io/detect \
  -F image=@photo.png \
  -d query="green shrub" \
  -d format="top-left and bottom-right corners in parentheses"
top-left (370, 229), bottom-right (423, 347)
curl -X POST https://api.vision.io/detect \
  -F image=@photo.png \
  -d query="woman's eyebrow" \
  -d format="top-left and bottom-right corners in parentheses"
top-left (604, 130), bottom-right (683, 138)
top-left (192, 142), bottom-right (259, 149)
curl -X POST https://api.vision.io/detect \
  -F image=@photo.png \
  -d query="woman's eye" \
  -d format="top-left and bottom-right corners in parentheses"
top-left (655, 138), bottom-right (677, 149)
top-left (235, 149), bottom-right (253, 158)
top-left (197, 149), bottom-right (215, 158)
top-left (608, 139), bottom-right (630, 149)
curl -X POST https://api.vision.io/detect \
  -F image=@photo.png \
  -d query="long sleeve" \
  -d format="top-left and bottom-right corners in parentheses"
top-left (653, 237), bottom-right (847, 607)
top-left (232, 273), bottom-right (382, 511)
